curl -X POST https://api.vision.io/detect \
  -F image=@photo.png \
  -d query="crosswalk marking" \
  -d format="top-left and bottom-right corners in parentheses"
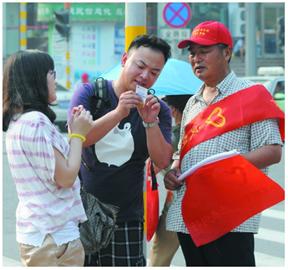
top-left (255, 252), bottom-right (284, 266)
top-left (255, 227), bottom-right (285, 244)
top-left (261, 208), bottom-right (284, 220)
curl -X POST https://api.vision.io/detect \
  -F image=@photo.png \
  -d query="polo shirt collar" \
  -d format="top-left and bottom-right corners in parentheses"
top-left (194, 70), bottom-right (236, 102)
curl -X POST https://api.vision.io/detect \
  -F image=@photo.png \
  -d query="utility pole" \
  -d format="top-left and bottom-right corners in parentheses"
top-left (125, 3), bottom-right (147, 51)
top-left (245, 3), bottom-right (257, 76)
top-left (19, 2), bottom-right (27, 50)
top-left (55, 3), bottom-right (71, 89)
top-left (125, 3), bottom-right (148, 235)
top-left (64, 3), bottom-right (71, 89)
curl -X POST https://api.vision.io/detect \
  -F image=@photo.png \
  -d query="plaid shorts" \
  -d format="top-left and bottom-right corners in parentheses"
top-left (84, 221), bottom-right (146, 266)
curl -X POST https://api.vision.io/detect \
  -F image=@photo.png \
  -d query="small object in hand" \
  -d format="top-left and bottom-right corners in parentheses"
top-left (136, 85), bottom-right (148, 108)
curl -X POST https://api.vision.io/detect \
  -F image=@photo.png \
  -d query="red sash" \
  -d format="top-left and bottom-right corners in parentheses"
top-left (180, 85), bottom-right (285, 162)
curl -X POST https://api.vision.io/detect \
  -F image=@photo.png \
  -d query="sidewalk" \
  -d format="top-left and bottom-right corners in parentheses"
top-left (2, 256), bottom-right (22, 266)
top-left (255, 252), bottom-right (284, 267)
top-left (3, 252), bottom-right (284, 267)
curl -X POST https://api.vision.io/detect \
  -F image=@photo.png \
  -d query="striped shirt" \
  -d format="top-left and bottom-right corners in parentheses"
top-left (166, 71), bottom-right (283, 234)
top-left (6, 111), bottom-right (87, 245)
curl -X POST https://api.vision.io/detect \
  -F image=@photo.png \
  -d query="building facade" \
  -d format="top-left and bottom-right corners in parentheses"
top-left (3, 2), bottom-right (284, 87)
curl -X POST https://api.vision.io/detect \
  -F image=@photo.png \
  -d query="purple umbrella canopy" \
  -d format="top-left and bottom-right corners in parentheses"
top-left (100, 58), bottom-right (202, 96)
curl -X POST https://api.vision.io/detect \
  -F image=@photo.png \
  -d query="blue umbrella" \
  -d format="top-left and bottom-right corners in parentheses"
top-left (100, 58), bottom-right (202, 96)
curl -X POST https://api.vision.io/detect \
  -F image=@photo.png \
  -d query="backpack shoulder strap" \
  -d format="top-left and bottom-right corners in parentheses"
top-left (93, 77), bottom-right (107, 112)
top-left (91, 77), bottom-right (110, 119)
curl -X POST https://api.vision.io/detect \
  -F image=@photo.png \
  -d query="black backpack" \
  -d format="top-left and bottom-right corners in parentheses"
top-left (90, 77), bottom-right (111, 119)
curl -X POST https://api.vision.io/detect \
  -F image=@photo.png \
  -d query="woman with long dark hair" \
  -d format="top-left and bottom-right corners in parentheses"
top-left (3, 50), bottom-right (93, 266)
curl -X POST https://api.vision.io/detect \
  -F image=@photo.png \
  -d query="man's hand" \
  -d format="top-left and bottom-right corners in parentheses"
top-left (137, 94), bottom-right (160, 123)
top-left (164, 168), bottom-right (183, 190)
top-left (116, 91), bottom-right (142, 118)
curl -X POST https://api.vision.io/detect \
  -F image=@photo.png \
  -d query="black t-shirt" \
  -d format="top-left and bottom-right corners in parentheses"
top-left (68, 81), bottom-right (172, 222)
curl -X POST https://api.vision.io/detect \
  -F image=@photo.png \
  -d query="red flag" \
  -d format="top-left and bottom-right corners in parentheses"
top-left (146, 160), bottom-right (159, 241)
top-left (182, 155), bottom-right (284, 247)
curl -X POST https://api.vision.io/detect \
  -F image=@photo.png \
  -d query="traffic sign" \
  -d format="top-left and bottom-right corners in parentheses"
top-left (163, 3), bottom-right (191, 28)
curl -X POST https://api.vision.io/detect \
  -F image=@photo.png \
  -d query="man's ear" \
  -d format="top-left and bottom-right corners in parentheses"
top-left (121, 52), bottom-right (128, 67)
top-left (224, 47), bottom-right (232, 61)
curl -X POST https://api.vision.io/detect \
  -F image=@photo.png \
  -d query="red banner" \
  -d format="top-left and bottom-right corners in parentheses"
top-left (182, 155), bottom-right (284, 247)
top-left (180, 85), bottom-right (285, 162)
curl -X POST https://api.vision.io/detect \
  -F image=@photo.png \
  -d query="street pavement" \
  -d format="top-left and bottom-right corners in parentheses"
top-left (2, 133), bottom-right (285, 266)
top-left (254, 153), bottom-right (285, 267)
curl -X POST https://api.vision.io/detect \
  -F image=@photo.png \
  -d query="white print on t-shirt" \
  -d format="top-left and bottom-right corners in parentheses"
top-left (94, 122), bottom-right (134, 167)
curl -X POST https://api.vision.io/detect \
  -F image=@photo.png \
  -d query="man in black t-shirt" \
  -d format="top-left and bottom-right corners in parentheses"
top-left (69, 35), bottom-right (173, 266)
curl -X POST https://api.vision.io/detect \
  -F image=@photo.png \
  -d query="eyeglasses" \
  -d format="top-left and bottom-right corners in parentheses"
top-left (49, 70), bottom-right (56, 80)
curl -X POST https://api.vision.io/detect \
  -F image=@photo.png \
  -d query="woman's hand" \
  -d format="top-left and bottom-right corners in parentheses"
top-left (69, 107), bottom-right (93, 136)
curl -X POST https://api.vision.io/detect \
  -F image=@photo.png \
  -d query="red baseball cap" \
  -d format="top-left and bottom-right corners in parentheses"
top-left (178, 21), bottom-right (233, 49)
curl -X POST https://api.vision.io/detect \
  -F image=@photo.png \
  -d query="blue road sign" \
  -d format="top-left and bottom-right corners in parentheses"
top-left (163, 3), bottom-right (191, 28)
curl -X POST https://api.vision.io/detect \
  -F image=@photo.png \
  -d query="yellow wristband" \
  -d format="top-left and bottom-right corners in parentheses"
top-left (68, 133), bottom-right (86, 142)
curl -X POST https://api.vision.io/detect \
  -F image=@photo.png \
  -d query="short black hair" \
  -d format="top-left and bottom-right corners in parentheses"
top-left (127, 34), bottom-right (171, 63)
top-left (163, 94), bottom-right (192, 113)
top-left (3, 50), bottom-right (56, 131)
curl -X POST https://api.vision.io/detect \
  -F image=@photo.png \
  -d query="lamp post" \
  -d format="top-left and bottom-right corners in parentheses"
top-left (125, 2), bottom-right (148, 236)
top-left (54, 3), bottom-right (71, 89)
top-left (245, 3), bottom-right (257, 76)
top-left (125, 3), bottom-right (147, 51)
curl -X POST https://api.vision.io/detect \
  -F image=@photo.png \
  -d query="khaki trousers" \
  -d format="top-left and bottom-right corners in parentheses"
top-left (149, 202), bottom-right (179, 266)
top-left (19, 234), bottom-right (85, 266)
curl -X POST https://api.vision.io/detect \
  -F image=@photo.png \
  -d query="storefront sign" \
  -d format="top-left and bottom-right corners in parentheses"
top-left (38, 3), bottom-right (125, 22)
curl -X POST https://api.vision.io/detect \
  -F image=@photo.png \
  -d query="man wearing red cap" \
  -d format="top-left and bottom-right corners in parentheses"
top-left (164, 21), bottom-right (283, 266)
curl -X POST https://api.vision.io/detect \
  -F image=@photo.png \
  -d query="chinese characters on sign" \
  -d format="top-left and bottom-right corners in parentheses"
top-left (71, 24), bottom-right (98, 80)
top-left (160, 28), bottom-right (191, 41)
top-left (70, 6), bottom-right (123, 18)
top-left (160, 28), bottom-right (191, 57)
top-left (114, 23), bottom-right (125, 55)
top-left (38, 3), bottom-right (125, 21)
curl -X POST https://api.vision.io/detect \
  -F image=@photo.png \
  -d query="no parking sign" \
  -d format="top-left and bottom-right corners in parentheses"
top-left (163, 3), bottom-right (191, 28)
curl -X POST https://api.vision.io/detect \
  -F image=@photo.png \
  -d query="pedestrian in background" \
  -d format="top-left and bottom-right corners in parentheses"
top-left (3, 50), bottom-right (93, 266)
top-left (81, 72), bottom-right (89, 83)
top-left (164, 20), bottom-right (283, 266)
top-left (232, 37), bottom-right (245, 61)
top-left (68, 35), bottom-right (173, 266)
top-left (149, 94), bottom-right (192, 266)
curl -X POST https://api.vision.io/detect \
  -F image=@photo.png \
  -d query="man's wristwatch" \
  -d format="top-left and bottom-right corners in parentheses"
top-left (142, 117), bottom-right (159, 128)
